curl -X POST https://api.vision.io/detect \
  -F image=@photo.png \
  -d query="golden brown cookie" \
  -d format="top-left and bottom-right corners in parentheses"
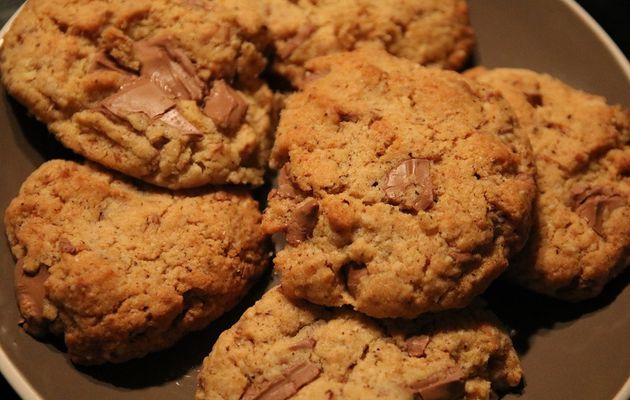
top-left (196, 288), bottom-right (522, 400)
top-left (0, 0), bottom-right (274, 189)
top-left (255, 0), bottom-right (474, 87)
top-left (263, 49), bottom-right (536, 318)
top-left (467, 67), bottom-right (630, 300)
top-left (5, 160), bottom-right (269, 364)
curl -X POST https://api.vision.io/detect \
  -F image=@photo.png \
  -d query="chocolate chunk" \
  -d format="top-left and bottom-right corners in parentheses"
top-left (134, 37), bottom-right (204, 100)
top-left (15, 262), bottom-right (50, 337)
top-left (344, 263), bottom-right (367, 297)
top-left (569, 184), bottom-right (626, 235)
top-left (276, 165), bottom-right (301, 199)
top-left (203, 80), bottom-right (248, 132)
top-left (385, 159), bottom-right (433, 212)
top-left (102, 77), bottom-right (176, 119)
top-left (91, 50), bottom-right (130, 74)
top-left (242, 361), bottom-right (321, 400)
top-left (410, 369), bottom-right (465, 400)
top-left (277, 25), bottom-right (316, 60)
top-left (289, 337), bottom-right (317, 351)
top-left (286, 198), bottom-right (319, 246)
top-left (405, 335), bottom-right (430, 357)
top-left (525, 92), bottom-right (543, 108)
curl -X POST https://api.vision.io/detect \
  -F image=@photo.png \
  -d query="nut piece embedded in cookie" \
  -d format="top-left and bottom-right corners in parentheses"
top-left (4, 160), bottom-right (269, 364)
top-left (195, 288), bottom-right (523, 400)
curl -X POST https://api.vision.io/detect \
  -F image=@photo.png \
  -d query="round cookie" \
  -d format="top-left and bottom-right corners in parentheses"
top-left (0, 0), bottom-right (274, 189)
top-left (263, 49), bottom-right (536, 318)
top-left (196, 287), bottom-right (523, 400)
top-left (466, 67), bottom-right (630, 300)
top-left (256, 0), bottom-right (474, 87)
top-left (5, 160), bottom-right (269, 364)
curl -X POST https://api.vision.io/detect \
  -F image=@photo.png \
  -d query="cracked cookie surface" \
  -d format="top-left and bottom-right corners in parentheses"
top-left (467, 68), bottom-right (630, 300)
top-left (253, 0), bottom-right (474, 87)
top-left (262, 49), bottom-right (536, 318)
top-left (4, 160), bottom-right (269, 364)
top-left (196, 287), bottom-right (522, 400)
top-left (0, 0), bottom-right (273, 189)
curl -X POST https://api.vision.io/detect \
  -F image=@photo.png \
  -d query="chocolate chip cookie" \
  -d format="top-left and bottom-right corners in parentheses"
top-left (0, 0), bottom-right (274, 189)
top-left (467, 67), bottom-right (630, 300)
top-left (5, 160), bottom-right (269, 364)
top-left (257, 0), bottom-right (474, 87)
top-left (263, 49), bottom-right (536, 318)
top-left (196, 288), bottom-right (522, 400)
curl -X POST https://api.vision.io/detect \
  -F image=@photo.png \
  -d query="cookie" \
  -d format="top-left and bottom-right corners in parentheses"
top-left (0, 0), bottom-right (274, 189)
top-left (257, 0), bottom-right (474, 87)
top-left (196, 287), bottom-right (522, 400)
top-left (5, 160), bottom-right (269, 364)
top-left (466, 68), bottom-right (630, 300)
top-left (263, 49), bottom-right (536, 318)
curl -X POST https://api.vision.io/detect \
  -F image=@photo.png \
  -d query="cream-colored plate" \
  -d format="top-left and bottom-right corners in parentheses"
top-left (0, 0), bottom-right (628, 399)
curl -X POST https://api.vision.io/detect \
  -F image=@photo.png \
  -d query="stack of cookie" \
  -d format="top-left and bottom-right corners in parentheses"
top-left (1, 0), bottom-right (628, 399)
top-left (1, 0), bottom-right (276, 365)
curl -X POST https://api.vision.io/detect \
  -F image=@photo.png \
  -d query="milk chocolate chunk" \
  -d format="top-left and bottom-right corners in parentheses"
top-left (242, 361), bottom-right (321, 400)
top-left (410, 369), bottom-right (465, 400)
top-left (276, 165), bottom-right (301, 199)
top-left (286, 198), bottom-right (319, 246)
top-left (15, 262), bottom-right (50, 337)
top-left (203, 80), bottom-right (248, 132)
top-left (570, 184), bottom-right (626, 235)
top-left (385, 159), bottom-right (433, 212)
top-left (102, 77), bottom-right (176, 119)
top-left (134, 37), bottom-right (204, 100)
top-left (344, 263), bottom-right (367, 297)
top-left (405, 335), bottom-right (430, 357)
top-left (289, 337), bottom-right (317, 351)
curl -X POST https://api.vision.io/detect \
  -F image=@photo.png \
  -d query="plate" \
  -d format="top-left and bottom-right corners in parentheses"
top-left (1, 0), bottom-right (629, 399)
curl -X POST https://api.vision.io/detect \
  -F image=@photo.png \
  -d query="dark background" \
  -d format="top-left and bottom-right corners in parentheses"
top-left (1, 0), bottom-right (629, 399)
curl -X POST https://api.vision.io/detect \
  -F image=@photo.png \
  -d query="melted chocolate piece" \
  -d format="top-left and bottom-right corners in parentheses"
top-left (344, 263), bottom-right (367, 297)
top-left (288, 337), bottom-right (317, 351)
top-left (203, 80), bottom-right (248, 132)
top-left (101, 77), bottom-right (176, 119)
top-left (385, 159), bottom-right (433, 212)
top-left (134, 37), bottom-right (204, 100)
top-left (241, 361), bottom-right (321, 400)
top-left (569, 184), bottom-right (626, 235)
top-left (276, 165), bottom-right (301, 199)
top-left (410, 369), bottom-right (465, 400)
top-left (405, 335), bottom-right (431, 357)
top-left (15, 261), bottom-right (50, 337)
top-left (286, 198), bottom-right (319, 246)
